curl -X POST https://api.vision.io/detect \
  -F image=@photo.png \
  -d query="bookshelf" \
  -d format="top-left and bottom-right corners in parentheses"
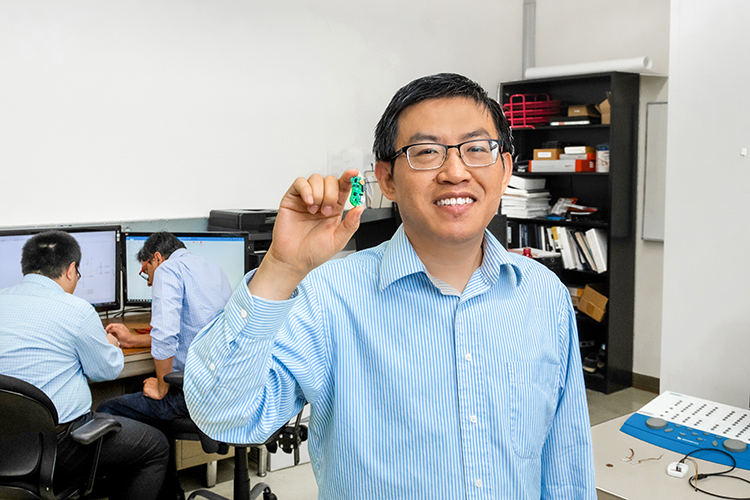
top-left (499, 72), bottom-right (639, 394)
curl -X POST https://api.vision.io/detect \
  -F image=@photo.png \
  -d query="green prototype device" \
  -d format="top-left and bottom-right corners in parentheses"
top-left (350, 176), bottom-right (365, 207)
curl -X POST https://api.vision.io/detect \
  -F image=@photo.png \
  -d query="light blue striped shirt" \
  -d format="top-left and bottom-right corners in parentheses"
top-left (0, 274), bottom-right (123, 423)
top-left (151, 248), bottom-right (232, 371)
top-left (185, 226), bottom-right (595, 499)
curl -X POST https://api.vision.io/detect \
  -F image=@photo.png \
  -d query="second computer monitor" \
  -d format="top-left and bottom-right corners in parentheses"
top-left (123, 231), bottom-right (250, 306)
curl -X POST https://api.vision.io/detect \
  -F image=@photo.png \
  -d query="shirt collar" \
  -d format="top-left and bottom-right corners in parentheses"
top-left (22, 273), bottom-right (65, 291)
top-left (169, 248), bottom-right (188, 259)
top-left (378, 225), bottom-right (522, 292)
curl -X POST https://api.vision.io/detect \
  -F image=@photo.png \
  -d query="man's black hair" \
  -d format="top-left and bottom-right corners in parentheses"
top-left (21, 230), bottom-right (82, 279)
top-left (136, 231), bottom-right (186, 263)
top-left (373, 73), bottom-right (513, 167)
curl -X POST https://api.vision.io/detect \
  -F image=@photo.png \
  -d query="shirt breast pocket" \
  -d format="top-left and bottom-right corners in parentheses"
top-left (506, 361), bottom-right (558, 459)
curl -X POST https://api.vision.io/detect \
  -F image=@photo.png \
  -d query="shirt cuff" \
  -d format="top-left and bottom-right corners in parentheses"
top-left (224, 269), bottom-right (299, 338)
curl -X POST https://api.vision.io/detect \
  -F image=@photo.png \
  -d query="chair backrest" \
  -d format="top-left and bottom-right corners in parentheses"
top-left (0, 374), bottom-right (59, 498)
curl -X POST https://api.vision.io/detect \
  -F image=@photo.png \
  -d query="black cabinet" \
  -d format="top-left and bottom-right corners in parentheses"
top-left (500, 72), bottom-right (639, 394)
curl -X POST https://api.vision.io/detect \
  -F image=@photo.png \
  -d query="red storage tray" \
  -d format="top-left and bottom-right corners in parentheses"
top-left (503, 94), bottom-right (561, 128)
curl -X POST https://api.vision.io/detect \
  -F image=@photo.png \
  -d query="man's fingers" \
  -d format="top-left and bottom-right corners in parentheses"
top-left (320, 175), bottom-right (341, 216)
top-left (335, 206), bottom-right (364, 245)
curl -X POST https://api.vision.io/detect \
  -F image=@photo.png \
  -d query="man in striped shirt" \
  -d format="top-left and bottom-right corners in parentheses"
top-left (185, 73), bottom-right (596, 499)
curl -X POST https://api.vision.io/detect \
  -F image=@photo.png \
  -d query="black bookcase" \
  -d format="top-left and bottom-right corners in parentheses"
top-left (499, 72), bottom-right (639, 394)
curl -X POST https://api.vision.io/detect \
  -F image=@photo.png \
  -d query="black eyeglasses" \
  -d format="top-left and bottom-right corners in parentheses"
top-left (76, 267), bottom-right (81, 280)
top-left (390, 139), bottom-right (502, 170)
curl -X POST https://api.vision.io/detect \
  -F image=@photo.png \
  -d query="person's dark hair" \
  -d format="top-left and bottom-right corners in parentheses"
top-left (21, 230), bottom-right (82, 279)
top-left (136, 231), bottom-right (186, 263)
top-left (373, 73), bottom-right (513, 168)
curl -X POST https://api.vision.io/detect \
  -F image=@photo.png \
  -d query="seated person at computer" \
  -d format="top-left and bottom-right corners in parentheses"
top-left (0, 230), bottom-right (169, 500)
top-left (99, 231), bottom-right (233, 499)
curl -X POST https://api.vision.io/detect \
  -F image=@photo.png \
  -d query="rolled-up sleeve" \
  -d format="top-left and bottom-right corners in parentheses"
top-left (150, 265), bottom-right (184, 361)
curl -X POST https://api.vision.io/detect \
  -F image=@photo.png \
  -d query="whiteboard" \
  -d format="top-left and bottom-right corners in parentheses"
top-left (642, 102), bottom-right (668, 241)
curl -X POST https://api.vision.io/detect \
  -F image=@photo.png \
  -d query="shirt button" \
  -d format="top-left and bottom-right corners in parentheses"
top-left (464, 353), bottom-right (472, 362)
top-left (209, 363), bottom-right (215, 371)
top-left (470, 415), bottom-right (477, 424)
top-left (475, 479), bottom-right (482, 488)
top-left (240, 309), bottom-right (247, 318)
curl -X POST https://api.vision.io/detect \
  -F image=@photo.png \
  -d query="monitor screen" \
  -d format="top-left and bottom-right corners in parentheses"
top-left (123, 232), bottom-right (249, 306)
top-left (0, 226), bottom-right (121, 311)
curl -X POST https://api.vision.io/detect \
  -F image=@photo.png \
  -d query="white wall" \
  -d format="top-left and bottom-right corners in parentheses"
top-left (535, 0), bottom-right (670, 75)
top-left (0, 0), bottom-right (522, 227)
top-left (661, 0), bottom-right (750, 407)
top-left (534, 0), bottom-right (671, 380)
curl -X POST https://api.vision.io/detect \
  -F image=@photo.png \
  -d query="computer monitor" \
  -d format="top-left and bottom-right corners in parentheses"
top-left (0, 226), bottom-right (122, 312)
top-left (123, 231), bottom-right (250, 306)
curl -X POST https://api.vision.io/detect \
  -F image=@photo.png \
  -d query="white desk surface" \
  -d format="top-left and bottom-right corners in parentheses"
top-left (593, 414), bottom-right (750, 499)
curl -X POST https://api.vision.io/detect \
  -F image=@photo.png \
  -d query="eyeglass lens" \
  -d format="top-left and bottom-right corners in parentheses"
top-left (406, 139), bottom-right (499, 170)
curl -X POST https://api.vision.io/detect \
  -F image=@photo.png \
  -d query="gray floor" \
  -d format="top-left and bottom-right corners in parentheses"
top-left (179, 387), bottom-right (658, 500)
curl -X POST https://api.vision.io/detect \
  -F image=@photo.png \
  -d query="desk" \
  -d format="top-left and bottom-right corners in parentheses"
top-left (593, 414), bottom-right (750, 499)
top-left (101, 314), bottom-right (155, 379)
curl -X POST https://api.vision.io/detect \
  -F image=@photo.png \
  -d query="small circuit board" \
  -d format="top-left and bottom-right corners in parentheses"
top-left (350, 176), bottom-right (365, 207)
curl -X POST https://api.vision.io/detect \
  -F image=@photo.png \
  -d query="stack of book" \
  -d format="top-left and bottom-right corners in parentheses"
top-left (501, 175), bottom-right (551, 219)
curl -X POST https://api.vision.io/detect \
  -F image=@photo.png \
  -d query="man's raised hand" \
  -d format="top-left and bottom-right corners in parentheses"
top-left (248, 169), bottom-right (364, 300)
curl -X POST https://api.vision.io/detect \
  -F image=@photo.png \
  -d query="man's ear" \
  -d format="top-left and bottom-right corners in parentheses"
top-left (152, 251), bottom-right (163, 264)
top-left (65, 261), bottom-right (77, 281)
top-left (374, 161), bottom-right (397, 201)
top-left (499, 152), bottom-right (513, 194)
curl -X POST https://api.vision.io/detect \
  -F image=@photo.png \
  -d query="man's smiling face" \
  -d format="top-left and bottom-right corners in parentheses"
top-left (376, 96), bottom-right (512, 252)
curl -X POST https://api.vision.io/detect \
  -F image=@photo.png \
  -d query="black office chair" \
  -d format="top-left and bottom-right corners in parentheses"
top-left (164, 372), bottom-right (307, 500)
top-left (0, 374), bottom-right (122, 500)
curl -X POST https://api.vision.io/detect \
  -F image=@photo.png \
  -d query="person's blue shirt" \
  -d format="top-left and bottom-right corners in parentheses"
top-left (0, 274), bottom-right (123, 423)
top-left (150, 248), bottom-right (232, 371)
top-left (184, 226), bottom-right (596, 499)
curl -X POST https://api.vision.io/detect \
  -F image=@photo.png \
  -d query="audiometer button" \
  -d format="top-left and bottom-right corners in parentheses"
top-left (645, 417), bottom-right (668, 430)
top-left (723, 439), bottom-right (747, 453)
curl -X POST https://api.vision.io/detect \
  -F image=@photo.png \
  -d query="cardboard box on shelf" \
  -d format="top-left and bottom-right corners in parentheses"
top-left (533, 148), bottom-right (563, 160)
top-left (596, 97), bottom-right (611, 125)
top-left (567, 285), bottom-right (585, 308)
top-left (577, 285), bottom-right (608, 322)
top-left (567, 104), bottom-right (600, 118)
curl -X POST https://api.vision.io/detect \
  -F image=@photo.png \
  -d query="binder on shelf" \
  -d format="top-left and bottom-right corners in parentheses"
top-left (556, 227), bottom-right (577, 270)
top-left (585, 228), bottom-right (608, 273)
top-left (574, 231), bottom-right (599, 273)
